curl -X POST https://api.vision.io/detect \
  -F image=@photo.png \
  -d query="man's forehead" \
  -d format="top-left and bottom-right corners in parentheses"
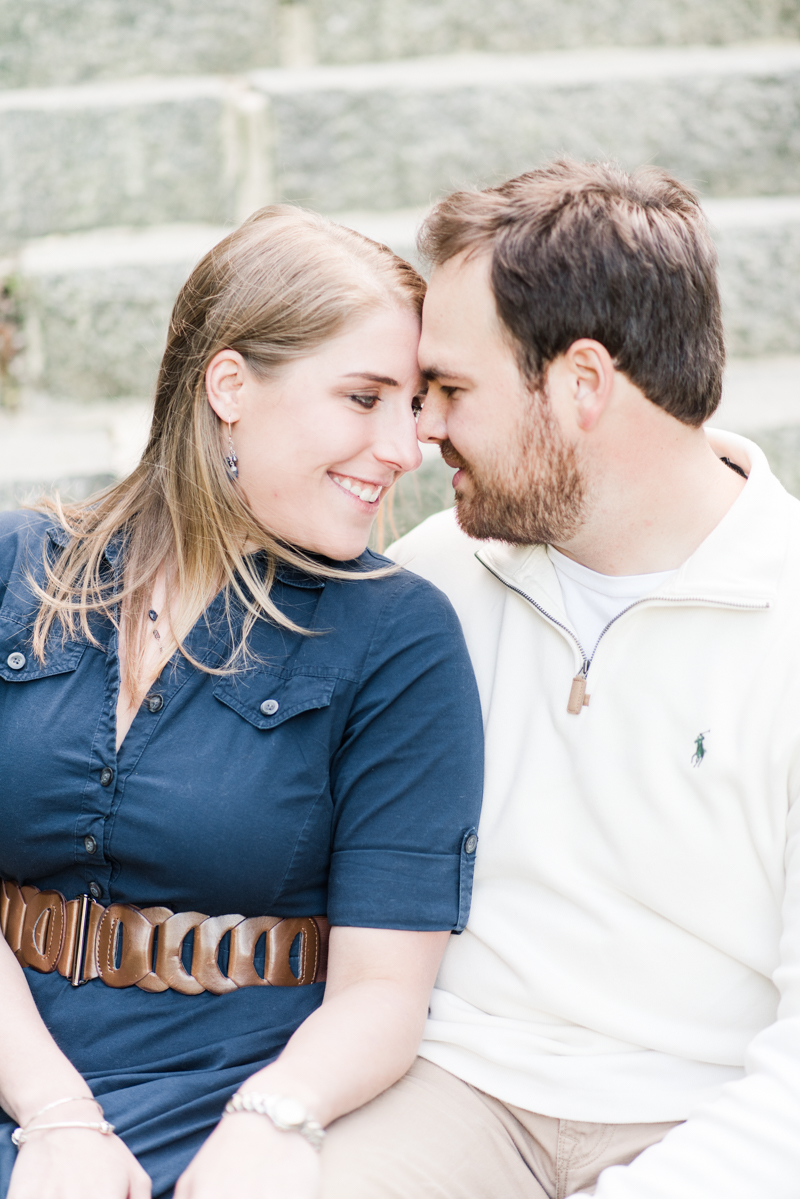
top-left (420, 252), bottom-right (503, 378)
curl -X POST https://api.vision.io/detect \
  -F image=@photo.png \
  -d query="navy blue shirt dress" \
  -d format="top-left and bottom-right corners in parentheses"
top-left (0, 510), bottom-right (483, 1198)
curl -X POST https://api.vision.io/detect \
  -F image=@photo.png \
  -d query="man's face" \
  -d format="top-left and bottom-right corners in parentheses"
top-left (417, 252), bottom-right (585, 545)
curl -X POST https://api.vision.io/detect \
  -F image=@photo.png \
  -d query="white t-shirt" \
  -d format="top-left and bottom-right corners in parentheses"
top-left (546, 545), bottom-right (677, 658)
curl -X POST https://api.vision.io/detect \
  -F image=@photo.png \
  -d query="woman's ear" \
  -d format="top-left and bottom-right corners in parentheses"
top-left (566, 339), bottom-right (616, 432)
top-left (205, 349), bottom-right (248, 425)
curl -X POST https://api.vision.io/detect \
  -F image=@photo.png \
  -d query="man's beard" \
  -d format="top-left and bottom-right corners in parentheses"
top-left (443, 397), bottom-right (585, 546)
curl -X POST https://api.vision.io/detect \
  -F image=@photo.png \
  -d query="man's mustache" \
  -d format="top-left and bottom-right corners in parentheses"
top-left (439, 440), bottom-right (471, 474)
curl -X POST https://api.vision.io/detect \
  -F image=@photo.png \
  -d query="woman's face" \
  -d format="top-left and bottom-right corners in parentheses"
top-left (206, 306), bottom-right (425, 559)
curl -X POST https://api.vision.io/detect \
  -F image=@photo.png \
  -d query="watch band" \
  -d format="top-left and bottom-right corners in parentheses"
top-left (224, 1092), bottom-right (326, 1152)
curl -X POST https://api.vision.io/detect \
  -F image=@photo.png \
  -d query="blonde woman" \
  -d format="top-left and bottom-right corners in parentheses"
top-left (0, 208), bottom-right (483, 1199)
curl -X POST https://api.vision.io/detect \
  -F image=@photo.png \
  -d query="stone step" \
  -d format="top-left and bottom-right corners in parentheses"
top-left (0, 1), bottom-right (279, 88)
top-left (4, 0), bottom-right (798, 89)
top-left (310, 0), bottom-right (800, 64)
top-left (7, 224), bottom-right (229, 401)
top-left (2, 358), bottom-right (798, 526)
top-left (254, 44), bottom-right (800, 212)
top-left (3, 43), bottom-right (800, 250)
top-left (0, 78), bottom-right (272, 251)
top-left (704, 197), bottom-right (800, 357)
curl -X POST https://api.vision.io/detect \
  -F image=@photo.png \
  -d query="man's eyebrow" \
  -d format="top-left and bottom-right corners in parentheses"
top-left (342, 372), bottom-right (398, 387)
top-left (421, 365), bottom-right (466, 383)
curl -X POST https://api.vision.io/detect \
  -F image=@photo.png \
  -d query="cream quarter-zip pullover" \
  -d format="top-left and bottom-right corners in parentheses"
top-left (388, 431), bottom-right (800, 1199)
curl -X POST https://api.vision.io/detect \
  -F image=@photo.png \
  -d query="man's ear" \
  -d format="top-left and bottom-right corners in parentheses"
top-left (205, 349), bottom-right (248, 425)
top-left (565, 339), bottom-right (616, 432)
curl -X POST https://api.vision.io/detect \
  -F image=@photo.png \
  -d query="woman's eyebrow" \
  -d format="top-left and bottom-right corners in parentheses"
top-left (342, 372), bottom-right (399, 386)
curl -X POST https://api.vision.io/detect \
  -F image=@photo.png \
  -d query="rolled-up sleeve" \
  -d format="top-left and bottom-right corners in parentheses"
top-left (327, 573), bottom-right (483, 932)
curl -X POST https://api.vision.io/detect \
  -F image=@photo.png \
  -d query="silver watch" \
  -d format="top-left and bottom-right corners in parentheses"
top-left (224, 1092), bottom-right (325, 1151)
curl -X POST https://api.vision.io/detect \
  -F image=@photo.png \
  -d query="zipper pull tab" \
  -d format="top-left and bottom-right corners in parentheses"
top-left (567, 666), bottom-right (591, 715)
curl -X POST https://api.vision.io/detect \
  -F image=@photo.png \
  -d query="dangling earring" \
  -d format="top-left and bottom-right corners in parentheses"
top-left (224, 419), bottom-right (238, 479)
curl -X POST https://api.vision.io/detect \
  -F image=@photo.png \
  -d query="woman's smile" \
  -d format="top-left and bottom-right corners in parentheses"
top-left (328, 472), bottom-right (387, 505)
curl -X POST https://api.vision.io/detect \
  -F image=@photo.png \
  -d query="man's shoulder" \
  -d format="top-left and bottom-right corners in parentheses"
top-left (386, 509), bottom-right (493, 599)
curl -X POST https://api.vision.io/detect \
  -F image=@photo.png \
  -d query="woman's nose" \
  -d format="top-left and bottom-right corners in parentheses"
top-left (375, 405), bottom-right (424, 473)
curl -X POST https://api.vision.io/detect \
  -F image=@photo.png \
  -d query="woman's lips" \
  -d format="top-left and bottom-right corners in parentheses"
top-left (329, 471), bottom-right (384, 505)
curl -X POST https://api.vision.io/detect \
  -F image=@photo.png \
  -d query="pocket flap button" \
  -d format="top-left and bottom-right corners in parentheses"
top-left (7, 652), bottom-right (25, 671)
top-left (260, 699), bottom-right (280, 717)
top-left (84, 835), bottom-right (97, 855)
top-left (465, 834), bottom-right (478, 855)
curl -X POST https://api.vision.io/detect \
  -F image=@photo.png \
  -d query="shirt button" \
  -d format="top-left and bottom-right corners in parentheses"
top-left (145, 694), bottom-right (164, 713)
top-left (84, 835), bottom-right (98, 855)
top-left (465, 834), bottom-right (478, 855)
top-left (88, 881), bottom-right (102, 900)
top-left (6, 652), bottom-right (25, 671)
top-left (260, 699), bottom-right (280, 717)
top-left (99, 767), bottom-right (114, 787)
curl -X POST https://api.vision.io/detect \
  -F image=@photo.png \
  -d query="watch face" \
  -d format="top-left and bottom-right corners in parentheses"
top-left (272, 1097), bottom-right (306, 1129)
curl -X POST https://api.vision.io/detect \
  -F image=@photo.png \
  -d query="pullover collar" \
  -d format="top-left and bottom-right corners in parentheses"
top-left (477, 431), bottom-right (785, 619)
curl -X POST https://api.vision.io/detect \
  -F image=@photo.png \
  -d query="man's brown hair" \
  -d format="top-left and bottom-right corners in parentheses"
top-left (418, 159), bottom-right (725, 427)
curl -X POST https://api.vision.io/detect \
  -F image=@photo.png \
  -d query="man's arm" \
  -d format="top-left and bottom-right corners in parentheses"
top-left (584, 792), bottom-right (800, 1199)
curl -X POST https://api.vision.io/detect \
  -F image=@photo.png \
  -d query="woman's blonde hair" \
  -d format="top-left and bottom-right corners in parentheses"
top-left (31, 206), bottom-right (426, 698)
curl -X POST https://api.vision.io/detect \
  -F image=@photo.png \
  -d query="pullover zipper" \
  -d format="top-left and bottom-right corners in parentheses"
top-left (476, 554), bottom-right (769, 716)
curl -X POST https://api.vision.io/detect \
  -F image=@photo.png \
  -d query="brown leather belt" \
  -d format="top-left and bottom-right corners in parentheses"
top-left (0, 881), bottom-right (328, 995)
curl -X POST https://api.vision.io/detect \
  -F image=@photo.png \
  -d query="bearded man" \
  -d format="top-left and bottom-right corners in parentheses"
top-left (319, 161), bottom-right (800, 1198)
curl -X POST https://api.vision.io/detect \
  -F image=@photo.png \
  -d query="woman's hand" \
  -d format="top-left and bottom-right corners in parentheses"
top-left (8, 1129), bottom-right (151, 1199)
top-left (174, 1114), bottom-right (319, 1199)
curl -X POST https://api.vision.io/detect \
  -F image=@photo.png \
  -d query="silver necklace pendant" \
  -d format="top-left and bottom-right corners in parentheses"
top-left (148, 608), bottom-right (161, 643)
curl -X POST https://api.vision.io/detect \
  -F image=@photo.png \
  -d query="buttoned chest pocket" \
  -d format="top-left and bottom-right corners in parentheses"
top-left (213, 669), bottom-right (337, 730)
top-left (0, 620), bottom-right (86, 683)
top-left (0, 621), bottom-right (91, 883)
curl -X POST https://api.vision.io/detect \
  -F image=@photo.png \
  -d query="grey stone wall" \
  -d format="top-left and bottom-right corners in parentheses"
top-left (5, 0), bottom-right (797, 90)
top-left (257, 48), bottom-right (800, 212)
top-left (312, 0), bottom-right (800, 63)
top-left (0, 0), bottom-right (279, 87)
top-left (0, 81), bottom-right (271, 251)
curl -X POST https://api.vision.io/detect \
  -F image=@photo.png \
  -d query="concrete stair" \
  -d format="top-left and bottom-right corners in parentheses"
top-left (255, 45), bottom-right (800, 210)
top-left (1, 0), bottom-right (799, 515)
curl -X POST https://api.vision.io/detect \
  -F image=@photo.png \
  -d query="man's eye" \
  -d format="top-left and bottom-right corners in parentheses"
top-left (349, 394), bottom-right (379, 409)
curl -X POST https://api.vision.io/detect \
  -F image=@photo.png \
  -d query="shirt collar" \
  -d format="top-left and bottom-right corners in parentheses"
top-left (45, 525), bottom-right (378, 591)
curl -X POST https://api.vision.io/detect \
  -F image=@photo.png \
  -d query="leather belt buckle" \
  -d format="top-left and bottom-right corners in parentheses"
top-left (70, 893), bottom-right (92, 987)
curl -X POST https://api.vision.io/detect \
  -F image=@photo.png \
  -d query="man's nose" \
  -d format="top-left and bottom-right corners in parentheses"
top-left (416, 390), bottom-right (448, 444)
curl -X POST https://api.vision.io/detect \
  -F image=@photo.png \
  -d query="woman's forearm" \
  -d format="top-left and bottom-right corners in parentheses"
top-left (0, 935), bottom-right (93, 1124)
top-left (241, 976), bottom-right (427, 1126)
top-left (234, 925), bottom-right (451, 1128)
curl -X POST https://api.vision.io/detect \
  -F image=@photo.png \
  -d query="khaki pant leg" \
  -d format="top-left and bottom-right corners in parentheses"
top-left (550, 1117), bottom-right (681, 1198)
top-left (321, 1057), bottom-right (550, 1199)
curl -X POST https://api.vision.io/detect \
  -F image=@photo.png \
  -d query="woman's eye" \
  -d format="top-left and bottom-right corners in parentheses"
top-left (411, 395), bottom-right (425, 418)
top-left (348, 394), bottom-right (380, 409)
